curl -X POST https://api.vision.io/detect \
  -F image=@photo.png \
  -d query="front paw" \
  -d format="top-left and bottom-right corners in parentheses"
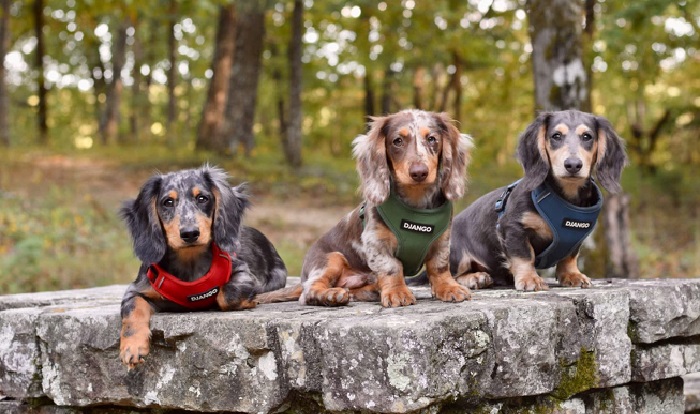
top-left (514, 273), bottom-right (549, 291)
top-left (558, 271), bottom-right (592, 288)
top-left (433, 281), bottom-right (472, 302)
top-left (380, 285), bottom-right (416, 307)
top-left (120, 338), bottom-right (150, 369)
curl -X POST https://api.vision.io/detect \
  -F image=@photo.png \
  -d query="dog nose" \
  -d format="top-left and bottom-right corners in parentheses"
top-left (180, 228), bottom-right (200, 243)
top-left (564, 157), bottom-right (583, 174)
top-left (409, 164), bottom-right (429, 182)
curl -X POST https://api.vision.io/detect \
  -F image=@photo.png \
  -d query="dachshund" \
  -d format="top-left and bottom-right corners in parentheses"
top-left (119, 165), bottom-right (290, 369)
top-left (440, 110), bottom-right (627, 291)
top-left (300, 109), bottom-right (474, 307)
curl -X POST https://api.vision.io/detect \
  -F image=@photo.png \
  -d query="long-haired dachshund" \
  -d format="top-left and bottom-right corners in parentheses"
top-left (300, 109), bottom-right (474, 307)
top-left (119, 165), bottom-right (289, 368)
top-left (445, 109), bottom-right (627, 291)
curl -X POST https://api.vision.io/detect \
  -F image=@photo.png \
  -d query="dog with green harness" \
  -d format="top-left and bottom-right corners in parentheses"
top-left (299, 109), bottom-right (474, 307)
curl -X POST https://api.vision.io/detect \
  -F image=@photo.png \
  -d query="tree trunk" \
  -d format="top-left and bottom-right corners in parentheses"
top-left (99, 20), bottom-right (127, 145)
top-left (364, 74), bottom-right (375, 122)
top-left (528, 0), bottom-right (587, 111)
top-left (33, 0), bottom-right (48, 144)
top-left (166, 0), bottom-right (177, 142)
top-left (604, 194), bottom-right (639, 278)
top-left (195, 5), bottom-right (237, 152)
top-left (129, 15), bottom-right (142, 143)
top-left (221, 3), bottom-right (265, 155)
top-left (0, 0), bottom-right (10, 147)
top-left (581, 0), bottom-right (595, 113)
top-left (412, 66), bottom-right (424, 110)
top-left (381, 67), bottom-right (394, 115)
top-left (282, 0), bottom-right (303, 167)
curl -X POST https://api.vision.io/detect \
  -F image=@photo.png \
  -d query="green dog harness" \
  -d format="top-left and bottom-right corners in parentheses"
top-left (361, 192), bottom-right (452, 276)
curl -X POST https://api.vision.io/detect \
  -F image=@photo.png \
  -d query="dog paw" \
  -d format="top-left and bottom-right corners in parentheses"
top-left (558, 271), bottom-right (592, 288)
top-left (514, 273), bottom-right (549, 291)
top-left (455, 272), bottom-right (493, 290)
top-left (381, 285), bottom-right (416, 307)
top-left (306, 287), bottom-right (350, 306)
top-left (433, 282), bottom-right (472, 302)
top-left (120, 339), bottom-right (149, 369)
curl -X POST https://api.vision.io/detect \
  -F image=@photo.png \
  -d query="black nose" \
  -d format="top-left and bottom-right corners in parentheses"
top-left (180, 228), bottom-right (200, 243)
top-left (409, 164), bottom-right (429, 182)
top-left (564, 157), bottom-right (583, 174)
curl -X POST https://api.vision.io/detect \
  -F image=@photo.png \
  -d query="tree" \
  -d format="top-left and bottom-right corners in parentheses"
top-left (33, 0), bottom-right (48, 144)
top-left (196, 4), bottom-right (236, 152)
top-left (0, 0), bottom-right (10, 147)
top-left (281, 0), bottom-right (303, 167)
top-left (221, 2), bottom-right (266, 155)
top-left (99, 19), bottom-right (127, 145)
top-left (528, 0), bottom-right (588, 112)
top-left (166, 0), bottom-right (177, 140)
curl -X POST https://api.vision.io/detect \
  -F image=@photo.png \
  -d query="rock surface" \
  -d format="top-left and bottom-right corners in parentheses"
top-left (1, 278), bottom-right (700, 413)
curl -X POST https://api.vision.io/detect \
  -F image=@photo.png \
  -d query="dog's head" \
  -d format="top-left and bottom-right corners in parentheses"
top-left (516, 109), bottom-right (627, 194)
top-left (121, 165), bottom-right (249, 264)
top-left (353, 109), bottom-right (473, 204)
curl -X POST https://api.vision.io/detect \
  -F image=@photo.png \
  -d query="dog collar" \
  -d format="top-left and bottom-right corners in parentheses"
top-left (362, 191), bottom-right (452, 276)
top-left (531, 181), bottom-right (603, 269)
top-left (147, 243), bottom-right (232, 309)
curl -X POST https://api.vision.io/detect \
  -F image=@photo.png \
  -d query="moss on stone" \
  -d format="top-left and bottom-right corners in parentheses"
top-left (551, 347), bottom-right (599, 400)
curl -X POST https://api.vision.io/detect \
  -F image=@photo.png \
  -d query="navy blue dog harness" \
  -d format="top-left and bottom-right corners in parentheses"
top-left (496, 179), bottom-right (603, 269)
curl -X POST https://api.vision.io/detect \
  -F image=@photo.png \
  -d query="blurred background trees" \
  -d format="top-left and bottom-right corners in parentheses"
top-left (0, 0), bottom-right (698, 290)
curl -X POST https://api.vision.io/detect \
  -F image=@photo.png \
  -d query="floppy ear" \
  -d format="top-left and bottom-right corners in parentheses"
top-left (120, 175), bottom-right (166, 264)
top-left (594, 116), bottom-right (628, 194)
top-left (516, 112), bottom-right (552, 191)
top-left (436, 113), bottom-right (473, 200)
top-left (203, 166), bottom-right (250, 253)
top-left (352, 116), bottom-right (391, 204)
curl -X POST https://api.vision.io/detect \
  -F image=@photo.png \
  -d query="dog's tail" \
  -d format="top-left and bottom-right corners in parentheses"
top-left (405, 270), bottom-right (429, 286)
top-left (255, 284), bottom-right (303, 304)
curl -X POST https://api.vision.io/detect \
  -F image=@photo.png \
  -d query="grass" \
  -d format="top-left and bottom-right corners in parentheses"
top-left (0, 145), bottom-right (697, 294)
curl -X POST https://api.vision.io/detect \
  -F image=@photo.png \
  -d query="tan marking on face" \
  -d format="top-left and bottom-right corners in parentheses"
top-left (192, 186), bottom-right (201, 197)
top-left (168, 190), bottom-right (177, 200)
top-left (161, 213), bottom-right (183, 248)
top-left (398, 127), bottom-right (409, 137)
top-left (597, 128), bottom-right (608, 162)
top-left (554, 123), bottom-right (570, 135)
top-left (419, 126), bottom-right (431, 137)
top-left (520, 212), bottom-right (553, 240)
top-left (575, 124), bottom-right (590, 136)
top-left (195, 212), bottom-right (212, 244)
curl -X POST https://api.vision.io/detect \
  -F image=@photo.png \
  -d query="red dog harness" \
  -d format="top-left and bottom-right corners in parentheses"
top-left (147, 243), bottom-right (233, 310)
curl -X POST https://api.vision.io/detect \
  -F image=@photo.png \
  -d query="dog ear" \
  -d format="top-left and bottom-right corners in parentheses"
top-left (436, 113), bottom-right (473, 200)
top-left (203, 166), bottom-right (250, 253)
top-left (517, 112), bottom-right (551, 191)
top-left (594, 116), bottom-right (628, 194)
top-left (352, 116), bottom-right (391, 204)
top-left (120, 175), bottom-right (166, 264)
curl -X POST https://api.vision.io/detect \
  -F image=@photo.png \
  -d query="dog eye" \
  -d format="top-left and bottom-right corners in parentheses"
top-left (162, 198), bottom-right (175, 207)
top-left (196, 195), bottom-right (209, 204)
top-left (392, 137), bottom-right (404, 147)
top-left (427, 135), bottom-right (438, 144)
top-left (581, 132), bottom-right (593, 141)
top-left (551, 132), bottom-right (563, 141)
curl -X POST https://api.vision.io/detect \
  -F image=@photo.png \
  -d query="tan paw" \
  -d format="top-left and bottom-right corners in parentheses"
top-left (558, 271), bottom-right (592, 288)
top-left (514, 273), bottom-right (549, 291)
top-left (455, 272), bottom-right (493, 290)
top-left (380, 285), bottom-right (416, 307)
top-left (120, 337), bottom-right (149, 369)
top-left (433, 282), bottom-right (472, 302)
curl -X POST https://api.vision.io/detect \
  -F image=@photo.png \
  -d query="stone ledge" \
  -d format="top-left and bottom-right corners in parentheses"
top-left (1, 278), bottom-right (699, 413)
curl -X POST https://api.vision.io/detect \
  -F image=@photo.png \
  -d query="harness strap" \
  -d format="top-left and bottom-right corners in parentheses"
top-left (147, 243), bottom-right (233, 309)
top-left (361, 192), bottom-right (452, 276)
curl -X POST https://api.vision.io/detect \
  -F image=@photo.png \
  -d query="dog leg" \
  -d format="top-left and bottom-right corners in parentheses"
top-left (426, 254), bottom-right (471, 302)
top-left (377, 274), bottom-right (416, 307)
top-left (120, 296), bottom-right (154, 369)
top-left (510, 257), bottom-right (549, 291)
top-left (455, 272), bottom-right (493, 290)
top-left (555, 254), bottom-right (592, 288)
top-left (302, 252), bottom-right (352, 306)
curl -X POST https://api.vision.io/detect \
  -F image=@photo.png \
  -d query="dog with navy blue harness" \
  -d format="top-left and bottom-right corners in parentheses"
top-left (435, 110), bottom-right (627, 291)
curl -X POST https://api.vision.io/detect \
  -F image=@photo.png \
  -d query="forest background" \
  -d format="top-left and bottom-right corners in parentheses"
top-left (0, 0), bottom-right (697, 293)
